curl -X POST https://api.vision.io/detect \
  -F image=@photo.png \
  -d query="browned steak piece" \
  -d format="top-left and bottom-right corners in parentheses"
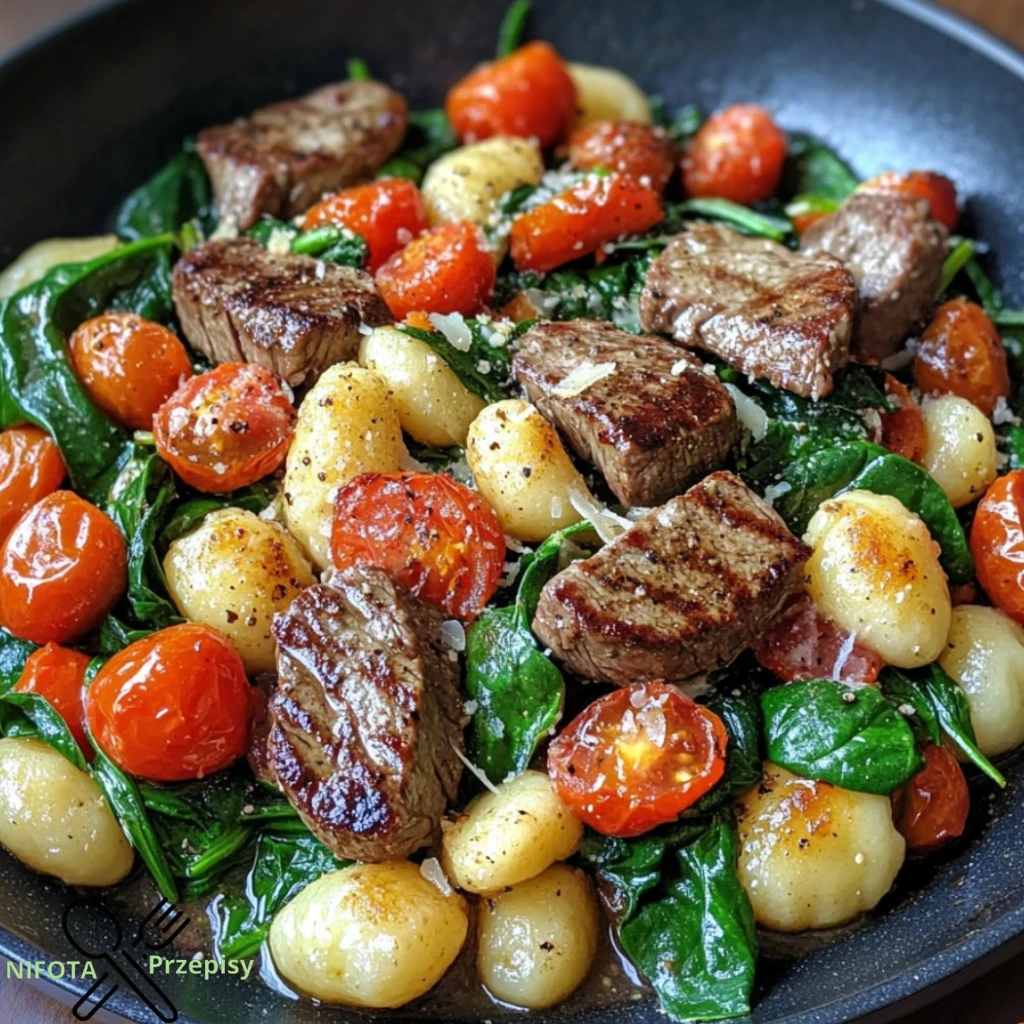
top-left (512, 319), bottom-right (738, 507)
top-left (532, 471), bottom-right (810, 686)
top-left (638, 224), bottom-right (857, 400)
top-left (197, 80), bottom-right (408, 229)
top-left (268, 567), bottom-right (464, 862)
top-left (172, 238), bottom-right (392, 387)
top-left (801, 192), bottom-right (948, 360)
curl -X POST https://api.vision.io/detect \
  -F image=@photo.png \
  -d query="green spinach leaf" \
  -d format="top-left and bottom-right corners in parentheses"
top-left (0, 692), bottom-right (87, 769)
top-left (377, 109), bottom-right (458, 184)
top-left (784, 134), bottom-right (858, 201)
top-left (496, 0), bottom-right (531, 57)
top-left (691, 692), bottom-right (762, 813)
top-left (247, 219), bottom-right (368, 270)
top-left (0, 631), bottom-right (35, 694)
top-left (667, 198), bottom-right (792, 242)
top-left (115, 146), bottom-right (213, 241)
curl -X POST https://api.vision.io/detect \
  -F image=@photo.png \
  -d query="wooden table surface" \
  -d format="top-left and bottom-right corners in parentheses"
top-left (0, 0), bottom-right (1023, 1022)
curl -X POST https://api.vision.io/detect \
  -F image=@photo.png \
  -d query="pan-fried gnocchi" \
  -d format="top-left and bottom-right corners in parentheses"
top-left (803, 490), bottom-right (951, 668)
top-left (283, 363), bottom-right (403, 568)
top-left (735, 762), bottom-right (905, 932)
top-left (0, 235), bottom-right (120, 299)
top-left (920, 394), bottom-right (997, 508)
top-left (269, 862), bottom-right (468, 1008)
top-left (567, 63), bottom-right (653, 126)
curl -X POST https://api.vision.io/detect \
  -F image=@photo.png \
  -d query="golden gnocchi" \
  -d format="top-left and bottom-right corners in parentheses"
top-left (920, 394), bottom-right (997, 508)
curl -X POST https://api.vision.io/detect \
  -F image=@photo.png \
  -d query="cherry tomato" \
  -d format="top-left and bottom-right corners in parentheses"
top-left (860, 171), bottom-right (959, 230)
top-left (498, 291), bottom-right (542, 323)
top-left (15, 643), bottom-right (92, 754)
top-left (548, 681), bottom-right (727, 837)
top-left (970, 470), bottom-right (1024, 624)
top-left (790, 210), bottom-right (830, 236)
top-left (302, 178), bottom-right (429, 274)
top-left (568, 121), bottom-right (676, 193)
top-left (752, 594), bottom-right (884, 686)
top-left (86, 623), bottom-right (251, 782)
top-left (880, 375), bottom-right (926, 464)
top-left (0, 426), bottom-right (65, 546)
top-left (154, 363), bottom-right (296, 494)
top-left (446, 41), bottom-right (577, 148)
top-left (375, 221), bottom-right (496, 320)
top-left (68, 313), bottom-right (193, 430)
top-left (330, 472), bottom-right (505, 621)
top-left (893, 743), bottom-right (969, 852)
top-left (683, 104), bottom-right (786, 205)
top-left (914, 298), bottom-right (1011, 416)
top-left (509, 174), bottom-right (663, 274)
top-left (0, 491), bottom-right (126, 644)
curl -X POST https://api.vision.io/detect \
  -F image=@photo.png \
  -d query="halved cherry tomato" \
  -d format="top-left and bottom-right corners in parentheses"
top-left (752, 594), bottom-right (884, 686)
top-left (0, 491), bottom-right (126, 644)
top-left (86, 623), bottom-right (251, 782)
top-left (446, 41), bottom-right (577, 148)
top-left (15, 643), bottom-right (92, 755)
top-left (509, 174), bottom-right (663, 274)
top-left (154, 363), bottom-right (296, 493)
top-left (548, 681), bottom-right (727, 837)
top-left (499, 291), bottom-right (542, 323)
top-left (302, 178), bottom-right (429, 274)
top-left (68, 313), bottom-right (193, 430)
top-left (330, 472), bottom-right (505, 621)
top-left (376, 221), bottom-right (496, 320)
top-left (568, 121), bottom-right (676, 193)
top-left (683, 104), bottom-right (786, 205)
top-left (970, 470), bottom-right (1024, 624)
top-left (0, 425), bottom-right (65, 545)
top-left (893, 743), bottom-right (969, 852)
top-left (859, 171), bottom-right (959, 230)
top-left (914, 298), bottom-right (1011, 416)
top-left (880, 374), bottom-right (926, 464)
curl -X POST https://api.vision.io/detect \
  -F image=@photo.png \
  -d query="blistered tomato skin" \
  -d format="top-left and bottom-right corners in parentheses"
top-left (892, 743), bottom-right (969, 853)
top-left (880, 375), bottom-right (926, 464)
top-left (68, 313), bottom-right (193, 430)
top-left (86, 623), bottom-right (251, 782)
top-left (0, 426), bottom-right (66, 545)
top-left (860, 170), bottom-right (959, 230)
top-left (154, 363), bottom-right (296, 493)
top-left (970, 471), bottom-right (1024, 624)
top-left (0, 491), bottom-right (127, 644)
top-left (14, 643), bottom-right (92, 754)
top-left (568, 121), bottom-right (676, 193)
top-left (547, 681), bottom-right (727, 837)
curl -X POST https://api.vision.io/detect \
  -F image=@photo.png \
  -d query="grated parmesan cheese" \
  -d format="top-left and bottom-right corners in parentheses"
top-left (724, 384), bottom-right (769, 442)
top-left (428, 312), bottom-right (473, 351)
top-left (552, 361), bottom-right (617, 397)
top-left (568, 487), bottom-right (630, 544)
top-left (419, 857), bottom-right (453, 896)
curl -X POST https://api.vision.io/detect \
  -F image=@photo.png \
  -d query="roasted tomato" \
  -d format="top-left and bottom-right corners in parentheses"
top-left (548, 681), bottom-right (727, 837)
top-left (375, 220), bottom-right (496, 320)
top-left (0, 425), bottom-right (65, 545)
top-left (568, 121), bottom-right (676, 193)
top-left (752, 593), bottom-right (885, 685)
top-left (86, 623), bottom-right (251, 782)
top-left (330, 471), bottom-right (505, 621)
top-left (880, 375), bottom-right (926, 464)
top-left (970, 470), bottom-right (1024, 624)
top-left (893, 743), bottom-right (969, 852)
top-left (154, 363), bottom-right (296, 493)
top-left (509, 174), bottom-right (663, 274)
top-left (68, 313), bottom-right (193, 430)
top-left (914, 298), bottom-right (1011, 416)
top-left (859, 171), bottom-right (959, 230)
top-left (302, 178), bottom-right (429, 274)
top-left (446, 41), bottom-right (577, 148)
top-left (15, 643), bottom-right (92, 754)
top-left (683, 104), bottom-right (786, 205)
top-left (0, 491), bottom-right (126, 644)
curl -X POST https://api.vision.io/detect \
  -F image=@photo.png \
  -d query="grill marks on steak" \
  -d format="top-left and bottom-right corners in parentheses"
top-left (268, 567), bottom-right (463, 862)
top-left (197, 80), bottom-right (408, 230)
top-left (512, 319), bottom-right (738, 506)
top-left (172, 238), bottom-right (392, 387)
top-left (532, 471), bottom-right (810, 686)
top-left (639, 224), bottom-right (857, 400)
top-left (800, 192), bottom-right (948, 360)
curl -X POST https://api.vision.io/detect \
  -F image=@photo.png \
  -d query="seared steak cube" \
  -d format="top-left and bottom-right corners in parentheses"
top-left (198, 80), bottom-right (408, 230)
top-left (512, 319), bottom-right (737, 506)
top-left (639, 224), bottom-right (857, 400)
top-left (268, 567), bottom-right (464, 862)
top-left (801, 191), bottom-right (948, 360)
top-left (172, 238), bottom-right (392, 387)
top-left (532, 471), bottom-right (811, 686)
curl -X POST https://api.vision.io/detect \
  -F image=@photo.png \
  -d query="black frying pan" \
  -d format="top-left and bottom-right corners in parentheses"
top-left (1, 1), bottom-right (1023, 1022)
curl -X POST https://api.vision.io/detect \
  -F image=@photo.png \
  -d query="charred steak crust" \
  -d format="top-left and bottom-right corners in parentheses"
top-left (268, 567), bottom-right (464, 862)
top-left (638, 224), bottom-right (857, 400)
top-left (172, 238), bottom-right (392, 387)
top-left (800, 191), bottom-right (948, 361)
top-left (512, 319), bottom-right (738, 507)
top-left (532, 471), bottom-right (811, 686)
top-left (197, 80), bottom-right (408, 230)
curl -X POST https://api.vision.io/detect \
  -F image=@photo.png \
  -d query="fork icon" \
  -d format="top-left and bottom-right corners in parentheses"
top-left (134, 899), bottom-right (191, 951)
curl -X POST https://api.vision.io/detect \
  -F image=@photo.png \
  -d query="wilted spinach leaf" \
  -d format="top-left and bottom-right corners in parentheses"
top-left (496, 0), bottom-right (531, 57)
top-left (115, 146), bottom-right (213, 241)
top-left (665, 198), bottom-right (792, 243)
top-left (690, 692), bottom-right (762, 813)
top-left (377, 109), bottom-right (458, 183)
top-left (0, 631), bottom-right (35, 693)
top-left (247, 218), bottom-right (368, 270)
top-left (0, 691), bottom-right (87, 770)
top-left (784, 133), bottom-right (858, 201)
